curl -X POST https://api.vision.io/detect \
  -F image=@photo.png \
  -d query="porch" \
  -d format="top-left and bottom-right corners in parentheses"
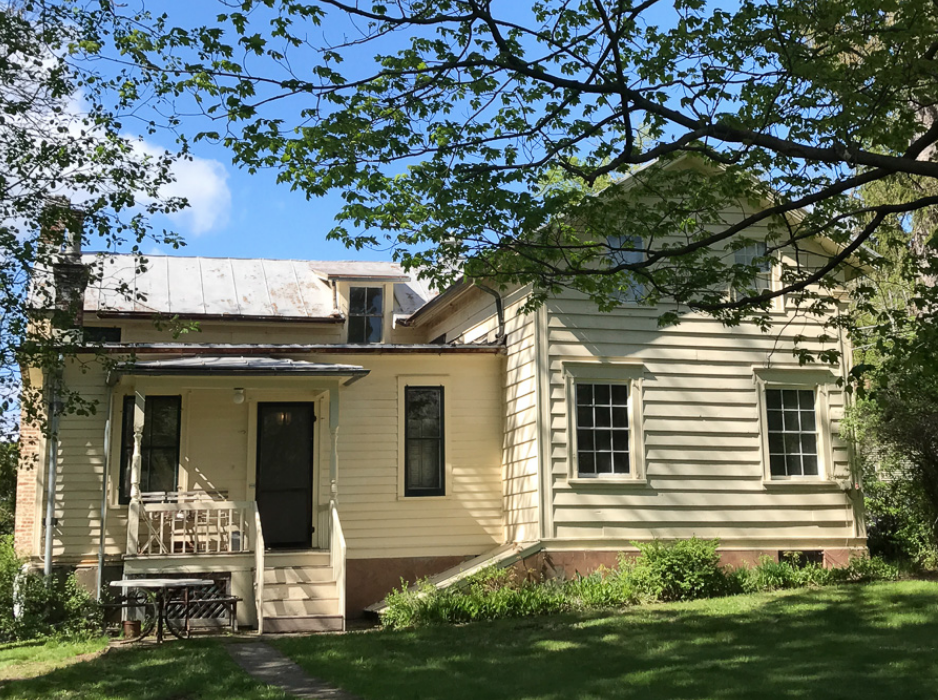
top-left (112, 356), bottom-right (363, 632)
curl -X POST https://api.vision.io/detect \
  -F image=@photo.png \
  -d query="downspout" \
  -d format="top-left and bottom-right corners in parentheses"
top-left (473, 283), bottom-right (505, 344)
top-left (42, 360), bottom-right (63, 579)
top-left (95, 376), bottom-right (117, 599)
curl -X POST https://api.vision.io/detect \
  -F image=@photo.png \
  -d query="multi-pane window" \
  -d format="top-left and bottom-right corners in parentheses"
top-left (575, 383), bottom-right (630, 476)
top-left (765, 388), bottom-right (818, 477)
top-left (734, 241), bottom-right (772, 294)
top-left (606, 234), bottom-right (645, 303)
top-left (118, 395), bottom-right (181, 503)
top-left (404, 386), bottom-right (444, 496)
top-left (348, 287), bottom-right (384, 344)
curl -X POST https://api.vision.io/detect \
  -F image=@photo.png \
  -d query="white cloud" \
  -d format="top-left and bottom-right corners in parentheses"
top-left (135, 141), bottom-right (232, 236)
top-left (13, 83), bottom-right (233, 238)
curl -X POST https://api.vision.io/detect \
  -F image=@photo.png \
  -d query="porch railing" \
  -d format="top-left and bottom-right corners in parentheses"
top-left (136, 498), bottom-right (257, 556)
top-left (330, 499), bottom-right (347, 631)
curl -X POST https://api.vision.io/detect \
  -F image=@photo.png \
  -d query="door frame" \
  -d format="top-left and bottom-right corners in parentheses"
top-left (254, 400), bottom-right (317, 549)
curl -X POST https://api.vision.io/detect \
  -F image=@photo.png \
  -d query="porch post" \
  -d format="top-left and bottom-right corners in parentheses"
top-left (329, 387), bottom-right (339, 501)
top-left (124, 391), bottom-right (145, 556)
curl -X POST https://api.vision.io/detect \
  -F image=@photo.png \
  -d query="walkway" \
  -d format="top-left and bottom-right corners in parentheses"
top-left (227, 641), bottom-right (360, 700)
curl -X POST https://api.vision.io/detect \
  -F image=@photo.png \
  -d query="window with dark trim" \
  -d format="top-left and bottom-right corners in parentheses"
top-left (118, 395), bottom-right (182, 504)
top-left (348, 287), bottom-right (384, 344)
top-left (404, 386), bottom-right (444, 497)
top-left (83, 327), bottom-right (121, 343)
top-left (575, 383), bottom-right (630, 476)
top-left (765, 388), bottom-right (818, 477)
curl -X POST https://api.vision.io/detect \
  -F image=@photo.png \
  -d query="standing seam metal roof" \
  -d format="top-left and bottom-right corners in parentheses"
top-left (81, 254), bottom-right (437, 319)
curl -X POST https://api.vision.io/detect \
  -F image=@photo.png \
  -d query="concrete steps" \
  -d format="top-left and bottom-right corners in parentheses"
top-left (261, 549), bottom-right (342, 633)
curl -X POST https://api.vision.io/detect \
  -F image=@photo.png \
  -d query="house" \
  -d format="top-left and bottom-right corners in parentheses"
top-left (15, 194), bottom-right (866, 632)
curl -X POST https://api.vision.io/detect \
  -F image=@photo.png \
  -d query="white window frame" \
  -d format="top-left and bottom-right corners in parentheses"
top-left (753, 367), bottom-right (837, 484)
top-left (606, 234), bottom-right (646, 304)
top-left (563, 360), bottom-right (647, 485)
top-left (730, 238), bottom-right (783, 312)
top-left (397, 375), bottom-right (453, 499)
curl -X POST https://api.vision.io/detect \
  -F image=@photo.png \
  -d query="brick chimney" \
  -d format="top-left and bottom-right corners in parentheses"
top-left (41, 198), bottom-right (88, 333)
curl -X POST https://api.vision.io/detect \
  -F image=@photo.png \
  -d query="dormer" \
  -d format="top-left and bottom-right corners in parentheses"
top-left (312, 262), bottom-right (412, 345)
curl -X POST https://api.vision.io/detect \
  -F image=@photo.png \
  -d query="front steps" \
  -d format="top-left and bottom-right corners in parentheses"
top-left (261, 550), bottom-right (343, 633)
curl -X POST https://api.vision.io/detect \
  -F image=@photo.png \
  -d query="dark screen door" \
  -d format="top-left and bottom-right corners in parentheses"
top-left (256, 402), bottom-right (315, 549)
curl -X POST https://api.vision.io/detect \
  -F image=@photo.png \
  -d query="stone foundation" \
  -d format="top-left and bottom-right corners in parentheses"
top-left (517, 547), bottom-right (868, 582)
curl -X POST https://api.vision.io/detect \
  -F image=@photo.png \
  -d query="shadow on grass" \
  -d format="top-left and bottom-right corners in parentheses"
top-left (275, 581), bottom-right (938, 700)
top-left (0, 640), bottom-right (288, 700)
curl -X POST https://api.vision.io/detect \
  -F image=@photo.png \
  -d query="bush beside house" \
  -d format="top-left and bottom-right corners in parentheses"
top-left (382, 538), bottom-right (899, 628)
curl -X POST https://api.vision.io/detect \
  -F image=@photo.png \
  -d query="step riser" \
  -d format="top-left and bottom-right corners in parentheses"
top-left (263, 616), bottom-right (343, 633)
top-left (264, 552), bottom-right (330, 568)
top-left (263, 567), bottom-right (334, 585)
top-left (264, 582), bottom-right (338, 602)
top-left (263, 599), bottom-right (340, 617)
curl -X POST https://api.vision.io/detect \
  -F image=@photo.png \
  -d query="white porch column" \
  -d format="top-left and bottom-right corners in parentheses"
top-left (329, 387), bottom-right (340, 502)
top-left (124, 390), bottom-right (145, 555)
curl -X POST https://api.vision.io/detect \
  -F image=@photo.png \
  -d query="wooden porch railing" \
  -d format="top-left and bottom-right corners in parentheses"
top-left (136, 499), bottom-right (257, 556)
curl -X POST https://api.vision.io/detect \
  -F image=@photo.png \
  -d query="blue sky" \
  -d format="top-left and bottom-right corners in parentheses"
top-left (121, 4), bottom-right (399, 264)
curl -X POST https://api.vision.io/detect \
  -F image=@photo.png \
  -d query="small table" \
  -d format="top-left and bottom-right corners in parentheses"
top-left (110, 578), bottom-right (213, 643)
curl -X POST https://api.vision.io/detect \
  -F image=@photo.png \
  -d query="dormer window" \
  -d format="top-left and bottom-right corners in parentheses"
top-left (348, 286), bottom-right (384, 343)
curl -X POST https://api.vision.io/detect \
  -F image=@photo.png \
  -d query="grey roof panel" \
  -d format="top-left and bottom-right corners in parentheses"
top-left (81, 254), bottom-right (437, 320)
top-left (167, 256), bottom-right (205, 315)
top-left (119, 355), bottom-right (369, 376)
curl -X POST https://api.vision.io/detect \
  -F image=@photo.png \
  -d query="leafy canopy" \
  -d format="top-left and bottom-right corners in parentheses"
top-left (0, 2), bottom-right (186, 437)
top-left (67, 0), bottom-right (938, 327)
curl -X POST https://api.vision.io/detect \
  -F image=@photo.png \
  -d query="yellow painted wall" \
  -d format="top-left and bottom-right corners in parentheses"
top-left (321, 353), bottom-right (505, 559)
top-left (543, 291), bottom-right (860, 548)
top-left (36, 352), bottom-right (506, 563)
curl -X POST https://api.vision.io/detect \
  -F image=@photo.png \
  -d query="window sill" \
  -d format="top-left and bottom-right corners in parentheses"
top-left (398, 494), bottom-right (451, 501)
top-left (567, 477), bottom-right (649, 488)
top-left (762, 478), bottom-right (839, 489)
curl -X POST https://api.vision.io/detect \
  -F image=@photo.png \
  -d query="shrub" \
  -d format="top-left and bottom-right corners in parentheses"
top-left (831, 555), bottom-right (899, 583)
top-left (625, 538), bottom-right (728, 602)
top-left (563, 567), bottom-right (637, 610)
top-left (0, 536), bottom-right (100, 642)
top-left (381, 540), bottom-right (903, 629)
top-left (382, 568), bottom-right (569, 628)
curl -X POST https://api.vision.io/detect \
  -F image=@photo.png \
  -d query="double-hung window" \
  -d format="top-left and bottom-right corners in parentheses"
top-left (576, 383), bottom-right (631, 476)
top-left (566, 361), bottom-right (646, 482)
top-left (733, 241), bottom-right (773, 297)
top-left (348, 286), bottom-right (384, 344)
top-left (606, 234), bottom-right (645, 303)
top-left (755, 368), bottom-right (837, 482)
top-left (404, 386), bottom-right (445, 497)
top-left (118, 395), bottom-right (181, 504)
top-left (765, 388), bottom-right (819, 477)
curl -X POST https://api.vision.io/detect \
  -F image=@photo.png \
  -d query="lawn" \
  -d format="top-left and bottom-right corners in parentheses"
top-left (0, 640), bottom-right (287, 699)
top-left (274, 580), bottom-right (938, 700)
top-left (2, 582), bottom-right (936, 699)
top-left (0, 638), bottom-right (109, 681)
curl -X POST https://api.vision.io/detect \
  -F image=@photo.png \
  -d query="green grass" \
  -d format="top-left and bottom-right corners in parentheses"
top-left (0, 638), bottom-right (109, 681)
top-left (274, 581), bottom-right (938, 700)
top-left (0, 640), bottom-right (287, 699)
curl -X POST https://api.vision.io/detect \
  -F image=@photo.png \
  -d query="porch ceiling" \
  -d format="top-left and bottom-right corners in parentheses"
top-left (114, 355), bottom-right (370, 384)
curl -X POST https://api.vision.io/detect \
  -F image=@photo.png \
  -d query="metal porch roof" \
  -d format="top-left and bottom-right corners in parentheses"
top-left (115, 356), bottom-right (370, 382)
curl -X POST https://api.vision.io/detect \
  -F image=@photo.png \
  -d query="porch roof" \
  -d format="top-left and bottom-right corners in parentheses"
top-left (114, 355), bottom-right (370, 384)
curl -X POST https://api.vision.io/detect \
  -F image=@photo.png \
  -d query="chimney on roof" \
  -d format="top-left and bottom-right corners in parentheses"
top-left (42, 198), bottom-right (88, 333)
